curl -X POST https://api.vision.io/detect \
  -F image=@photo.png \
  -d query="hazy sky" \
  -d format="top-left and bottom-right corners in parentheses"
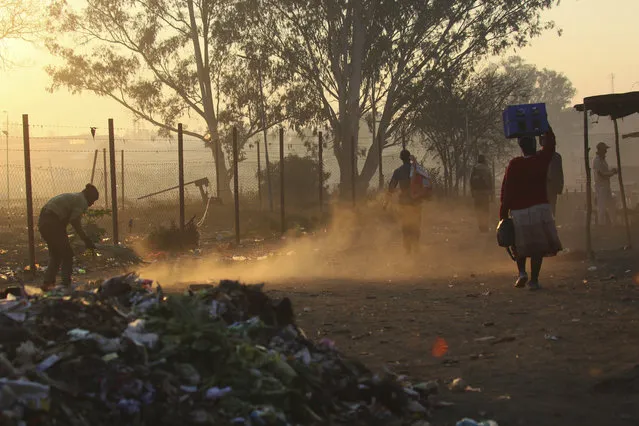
top-left (0, 0), bottom-right (638, 135)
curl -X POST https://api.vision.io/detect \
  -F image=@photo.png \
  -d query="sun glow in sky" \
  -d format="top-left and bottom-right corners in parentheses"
top-left (0, 0), bottom-right (638, 135)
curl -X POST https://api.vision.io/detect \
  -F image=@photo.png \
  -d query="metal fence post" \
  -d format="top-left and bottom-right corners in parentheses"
top-left (279, 128), bottom-right (285, 235)
top-left (108, 119), bottom-right (119, 245)
top-left (318, 132), bottom-right (324, 213)
top-left (22, 114), bottom-right (36, 273)
top-left (120, 149), bottom-right (124, 213)
top-left (233, 127), bottom-right (240, 245)
top-left (178, 124), bottom-right (185, 232)
top-left (102, 148), bottom-right (108, 209)
top-left (90, 149), bottom-right (98, 184)
top-left (378, 134), bottom-right (383, 190)
top-left (257, 140), bottom-right (262, 210)
top-left (351, 135), bottom-right (356, 206)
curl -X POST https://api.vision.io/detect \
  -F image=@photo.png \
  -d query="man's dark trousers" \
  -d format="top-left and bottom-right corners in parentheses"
top-left (38, 210), bottom-right (74, 286)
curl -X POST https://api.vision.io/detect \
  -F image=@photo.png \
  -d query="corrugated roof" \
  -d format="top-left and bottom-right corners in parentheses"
top-left (574, 91), bottom-right (639, 119)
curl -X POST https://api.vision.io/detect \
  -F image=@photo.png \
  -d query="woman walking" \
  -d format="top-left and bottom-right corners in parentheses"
top-left (499, 128), bottom-right (562, 290)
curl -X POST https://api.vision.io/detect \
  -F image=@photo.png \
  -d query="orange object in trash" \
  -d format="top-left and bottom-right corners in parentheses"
top-left (431, 336), bottom-right (449, 358)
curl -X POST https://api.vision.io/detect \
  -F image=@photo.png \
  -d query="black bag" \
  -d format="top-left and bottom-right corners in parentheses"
top-left (496, 218), bottom-right (516, 261)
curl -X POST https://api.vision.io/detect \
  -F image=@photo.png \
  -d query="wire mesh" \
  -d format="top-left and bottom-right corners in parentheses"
top-left (0, 120), bottom-right (418, 260)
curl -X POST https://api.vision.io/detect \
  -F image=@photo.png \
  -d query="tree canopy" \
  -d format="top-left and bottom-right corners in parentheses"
top-left (251, 0), bottom-right (560, 193)
top-left (415, 56), bottom-right (576, 195)
top-left (45, 0), bottom-right (563, 198)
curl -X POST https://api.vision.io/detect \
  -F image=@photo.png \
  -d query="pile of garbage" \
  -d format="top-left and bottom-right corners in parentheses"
top-left (147, 219), bottom-right (200, 253)
top-left (0, 274), bottom-right (435, 425)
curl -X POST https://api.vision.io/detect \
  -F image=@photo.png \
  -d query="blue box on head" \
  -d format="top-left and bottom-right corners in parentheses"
top-left (502, 103), bottom-right (549, 139)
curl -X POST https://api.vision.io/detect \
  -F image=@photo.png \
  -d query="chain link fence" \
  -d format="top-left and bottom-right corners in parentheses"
top-left (0, 117), bottom-right (412, 267)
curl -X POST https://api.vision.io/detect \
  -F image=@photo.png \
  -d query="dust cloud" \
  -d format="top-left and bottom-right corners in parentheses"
top-left (138, 198), bottom-right (512, 288)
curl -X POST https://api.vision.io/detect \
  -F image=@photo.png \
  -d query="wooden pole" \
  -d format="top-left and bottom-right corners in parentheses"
top-left (232, 127), bottom-right (240, 245)
top-left (257, 140), bottom-right (262, 210)
top-left (178, 124), bottom-right (185, 232)
top-left (351, 135), bottom-right (356, 206)
top-left (103, 148), bottom-right (108, 209)
top-left (90, 149), bottom-right (98, 184)
top-left (280, 128), bottom-right (285, 235)
top-left (108, 119), bottom-right (119, 245)
top-left (613, 118), bottom-right (632, 248)
top-left (318, 132), bottom-right (324, 213)
top-left (22, 114), bottom-right (36, 273)
top-left (583, 105), bottom-right (593, 258)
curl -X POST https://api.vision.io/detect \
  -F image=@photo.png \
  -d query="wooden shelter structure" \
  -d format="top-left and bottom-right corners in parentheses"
top-left (574, 91), bottom-right (639, 256)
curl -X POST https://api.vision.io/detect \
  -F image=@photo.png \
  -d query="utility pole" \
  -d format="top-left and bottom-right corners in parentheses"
top-left (611, 73), bottom-right (615, 93)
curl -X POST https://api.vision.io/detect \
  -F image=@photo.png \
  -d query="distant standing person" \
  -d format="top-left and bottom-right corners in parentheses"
top-left (470, 155), bottom-right (494, 232)
top-left (38, 184), bottom-right (99, 290)
top-left (544, 139), bottom-right (564, 217)
top-left (500, 128), bottom-right (562, 291)
top-left (593, 142), bottom-right (617, 226)
top-left (388, 149), bottom-right (422, 254)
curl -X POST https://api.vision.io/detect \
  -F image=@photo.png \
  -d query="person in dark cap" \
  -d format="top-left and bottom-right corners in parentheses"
top-left (470, 154), bottom-right (493, 232)
top-left (593, 142), bottom-right (617, 225)
top-left (388, 149), bottom-right (422, 254)
top-left (38, 184), bottom-right (99, 290)
top-left (499, 129), bottom-right (562, 291)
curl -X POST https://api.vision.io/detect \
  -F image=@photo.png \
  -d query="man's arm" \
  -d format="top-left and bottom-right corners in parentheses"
top-left (539, 127), bottom-right (557, 160)
top-left (70, 218), bottom-right (95, 249)
top-left (594, 158), bottom-right (616, 178)
top-left (388, 168), bottom-right (400, 193)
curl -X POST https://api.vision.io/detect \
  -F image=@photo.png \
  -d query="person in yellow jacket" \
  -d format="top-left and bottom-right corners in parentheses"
top-left (38, 184), bottom-right (99, 290)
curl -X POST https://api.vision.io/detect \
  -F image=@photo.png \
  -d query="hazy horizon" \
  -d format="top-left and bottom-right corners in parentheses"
top-left (0, 0), bottom-right (638, 135)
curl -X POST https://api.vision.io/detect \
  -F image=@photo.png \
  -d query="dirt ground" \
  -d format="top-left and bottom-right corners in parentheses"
top-left (274, 252), bottom-right (639, 426)
top-left (5, 200), bottom-right (639, 426)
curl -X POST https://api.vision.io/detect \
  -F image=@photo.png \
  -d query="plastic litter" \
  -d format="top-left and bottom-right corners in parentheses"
top-left (456, 419), bottom-right (499, 426)
top-left (205, 386), bottom-right (232, 400)
top-left (0, 276), bottom-right (438, 425)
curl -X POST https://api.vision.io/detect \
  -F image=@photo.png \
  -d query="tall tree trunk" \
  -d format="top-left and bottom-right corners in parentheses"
top-left (187, 0), bottom-right (231, 202)
top-left (334, 0), bottom-right (366, 199)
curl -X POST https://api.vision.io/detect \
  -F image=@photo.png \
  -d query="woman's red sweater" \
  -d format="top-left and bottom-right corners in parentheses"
top-left (499, 133), bottom-right (556, 219)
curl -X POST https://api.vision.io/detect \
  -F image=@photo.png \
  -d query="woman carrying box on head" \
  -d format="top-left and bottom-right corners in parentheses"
top-left (499, 127), bottom-right (562, 291)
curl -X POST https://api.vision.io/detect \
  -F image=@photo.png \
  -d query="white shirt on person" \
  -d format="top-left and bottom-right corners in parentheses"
top-left (593, 155), bottom-right (612, 190)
